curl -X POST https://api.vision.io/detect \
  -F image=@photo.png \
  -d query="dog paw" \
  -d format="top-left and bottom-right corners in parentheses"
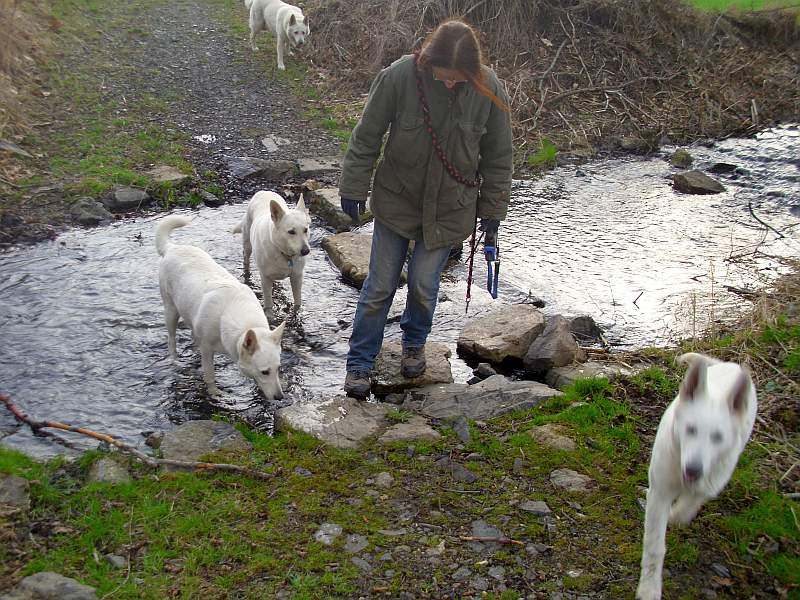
top-left (635, 582), bottom-right (661, 600)
top-left (278, 63), bottom-right (286, 70)
top-left (251, 45), bottom-right (259, 52)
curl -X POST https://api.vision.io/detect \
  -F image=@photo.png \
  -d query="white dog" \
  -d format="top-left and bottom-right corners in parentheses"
top-left (246, 0), bottom-right (309, 70)
top-left (156, 215), bottom-right (285, 400)
top-left (636, 352), bottom-right (757, 600)
top-left (234, 191), bottom-right (310, 320)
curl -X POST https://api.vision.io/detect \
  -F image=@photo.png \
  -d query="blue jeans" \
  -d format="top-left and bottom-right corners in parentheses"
top-left (346, 220), bottom-right (452, 373)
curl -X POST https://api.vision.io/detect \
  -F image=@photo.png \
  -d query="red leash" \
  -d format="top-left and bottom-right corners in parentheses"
top-left (465, 219), bottom-right (483, 314)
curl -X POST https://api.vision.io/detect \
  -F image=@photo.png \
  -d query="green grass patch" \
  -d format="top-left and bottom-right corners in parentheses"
top-left (527, 137), bottom-right (558, 169)
top-left (687, 0), bottom-right (774, 10)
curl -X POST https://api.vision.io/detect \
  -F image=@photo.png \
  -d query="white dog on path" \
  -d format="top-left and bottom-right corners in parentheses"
top-left (636, 352), bottom-right (757, 600)
top-left (246, 0), bottom-right (309, 70)
top-left (156, 215), bottom-right (285, 400)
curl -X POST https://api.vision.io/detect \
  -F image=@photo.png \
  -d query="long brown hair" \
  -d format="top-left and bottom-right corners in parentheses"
top-left (417, 18), bottom-right (509, 112)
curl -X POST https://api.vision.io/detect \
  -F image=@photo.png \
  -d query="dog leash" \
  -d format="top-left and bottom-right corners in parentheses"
top-left (485, 233), bottom-right (500, 299)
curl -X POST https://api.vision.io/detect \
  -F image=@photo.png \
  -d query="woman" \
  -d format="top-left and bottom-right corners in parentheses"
top-left (338, 18), bottom-right (513, 399)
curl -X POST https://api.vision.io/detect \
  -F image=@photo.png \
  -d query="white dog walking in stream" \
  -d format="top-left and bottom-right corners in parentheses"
top-left (156, 215), bottom-right (285, 400)
top-left (636, 352), bottom-right (757, 600)
top-left (234, 190), bottom-right (311, 321)
top-left (245, 0), bottom-right (309, 70)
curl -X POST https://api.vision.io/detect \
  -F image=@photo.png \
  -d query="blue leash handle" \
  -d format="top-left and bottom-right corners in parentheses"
top-left (484, 244), bottom-right (500, 299)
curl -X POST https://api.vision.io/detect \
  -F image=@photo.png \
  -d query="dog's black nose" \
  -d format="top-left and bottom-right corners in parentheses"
top-left (273, 390), bottom-right (284, 401)
top-left (684, 463), bottom-right (703, 482)
top-left (301, 246), bottom-right (310, 256)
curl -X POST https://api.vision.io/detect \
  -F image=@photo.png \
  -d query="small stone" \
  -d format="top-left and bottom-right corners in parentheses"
top-left (377, 528), bottom-right (407, 536)
top-left (466, 452), bottom-right (484, 461)
top-left (474, 363), bottom-right (497, 379)
top-left (530, 424), bottom-right (576, 451)
top-left (513, 457), bottom-right (525, 474)
top-left (344, 534), bottom-right (369, 554)
top-left (144, 431), bottom-right (164, 449)
top-left (294, 467), bottom-right (312, 477)
top-left (435, 457), bottom-right (478, 484)
top-left (466, 376), bottom-right (482, 385)
top-left (103, 187), bottom-right (150, 212)
top-left (670, 149), bottom-right (693, 168)
top-left (710, 563), bottom-right (731, 579)
top-left (702, 588), bottom-right (718, 599)
top-left (87, 458), bottom-right (131, 484)
top-left (198, 190), bottom-right (225, 207)
top-left (488, 565), bottom-right (506, 581)
top-left (350, 556), bottom-right (372, 572)
top-left (375, 472), bottom-right (394, 489)
top-left (105, 554), bottom-right (127, 569)
top-left (471, 576), bottom-right (490, 591)
top-left (452, 566), bottom-right (472, 582)
top-left (519, 500), bottom-right (552, 516)
top-left (550, 468), bottom-right (596, 493)
top-left (637, 498), bottom-right (647, 511)
top-left (384, 569), bottom-right (396, 578)
top-left (70, 198), bottom-right (113, 226)
top-left (313, 523), bottom-right (342, 546)
top-left (451, 415), bottom-right (471, 444)
top-left (0, 474), bottom-right (30, 512)
top-left (0, 572), bottom-right (98, 599)
top-left (146, 165), bottom-right (190, 186)
top-left (672, 170), bottom-right (726, 194)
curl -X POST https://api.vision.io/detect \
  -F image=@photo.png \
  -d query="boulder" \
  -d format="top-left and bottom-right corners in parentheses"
top-left (276, 395), bottom-right (390, 449)
top-left (529, 424), bottom-right (576, 451)
top-left (69, 198), bottom-right (113, 226)
top-left (86, 457), bottom-right (131, 484)
top-left (569, 315), bottom-right (604, 343)
top-left (457, 304), bottom-right (545, 363)
top-left (102, 187), bottom-right (151, 212)
top-left (304, 187), bottom-right (371, 232)
top-left (402, 375), bottom-right (562, 421)
top-left (160, 420), bottom-right (252, 467)
top-left (549, 468), bottom-right (596, 493)
top-left (322, 232), bottom-right (409, 289)
top-left (146, 165), bottom-right (190, 186)
top-left (672, 170), bottom-right (726, 194)
top-left (297, 156), bottom-right (341, 178)
top-left (524, 316), bottom-right (586, 374)
top-left (198, 190), bottom-right (225, 207)
top-left (226, 156), bottom-right (296, 180)
top-left (545, 361), bottom-right (635, 390)
top-left (0, 474), bottom-right (30, 512)
top-left (377, 415), bottom-right (441, 445)
top-left (373, 341), bottom-right (453, 394)
top-left (0, 572), bottom-right (98, 600)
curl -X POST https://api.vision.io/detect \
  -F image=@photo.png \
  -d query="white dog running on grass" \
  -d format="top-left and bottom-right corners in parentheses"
top-left (246, 0), bottom-right (309, 70)
top-left (636, 352), bottom-right (757, 600)
top-left (156, 215), bottom-right (285, 400)
top-left (234, 191), bottom-right (311, 321)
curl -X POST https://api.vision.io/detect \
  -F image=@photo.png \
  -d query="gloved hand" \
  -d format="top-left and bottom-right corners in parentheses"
top-left (480, 218), bottom-right (500, 247)
top-left (340, 197), bottom-right (366, 222)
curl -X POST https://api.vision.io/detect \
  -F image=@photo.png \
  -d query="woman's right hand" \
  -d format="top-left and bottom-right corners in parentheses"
top-left (341, 197), bottom-right (366, 221)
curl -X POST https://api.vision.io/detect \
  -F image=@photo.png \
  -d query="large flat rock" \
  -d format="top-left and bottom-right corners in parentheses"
top-left (545, 361), bottom-right (635, 390)
top-left (304, 187), bottom-right (372, 232)
top-left (457, 304), bottom-right (545, 363)
top-left (160, 420), bottom-right (252, 465)
top-left (402, 375), bottom-right (562, 420)
top-left (321, 232), bottom-right (407, 289)
top-left (373, 341), bottom-right (453, 395)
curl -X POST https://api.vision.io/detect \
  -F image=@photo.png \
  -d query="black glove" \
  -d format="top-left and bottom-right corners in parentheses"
top-left (340, 197), bottom-right (366, 222)
top-left (480, 218), bottom-right (500, 247)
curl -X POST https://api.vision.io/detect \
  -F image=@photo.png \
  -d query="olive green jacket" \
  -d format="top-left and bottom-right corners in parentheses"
top-left (339, 54), bottom-right (513, 250)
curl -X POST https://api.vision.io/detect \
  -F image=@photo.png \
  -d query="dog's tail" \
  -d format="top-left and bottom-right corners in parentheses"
top-left (677, 352), bottom-right (721, 368)
top-left (155, 215), bottom-right (191, 256)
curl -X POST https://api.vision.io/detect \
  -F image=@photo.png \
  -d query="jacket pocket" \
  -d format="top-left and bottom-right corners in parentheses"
top-left (453, 120), bottom-right (485, 174)
top-left (387, 114), bottom-right (426, 168)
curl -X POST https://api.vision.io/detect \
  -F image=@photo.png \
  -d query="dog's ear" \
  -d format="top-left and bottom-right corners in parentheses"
top-left (289, 13), bottom-right (296, 25)
top-left (729, 371), bottom-right (751, 415)
top-left (270, 320), bottom-right (286, 341)
top-left (270, 199), bottom-right (286, 223)
top-left (296, 196), bottom-right (308, 214)
top-left (679, 358), bottom-right (707, 403)
top-left (242, 329), bottom-right (260, 355)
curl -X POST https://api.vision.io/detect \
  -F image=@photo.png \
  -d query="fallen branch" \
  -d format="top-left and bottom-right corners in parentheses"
top-left (0, 392), bottom-right (277, 481)
top-left (460, 535), bottom-right (525, 546)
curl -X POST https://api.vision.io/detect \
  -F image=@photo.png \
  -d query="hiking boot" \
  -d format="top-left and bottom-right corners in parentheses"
top-left (401, 345), bottom-right (426, 379)
top-left (344, 370), bottom-right (371, 399)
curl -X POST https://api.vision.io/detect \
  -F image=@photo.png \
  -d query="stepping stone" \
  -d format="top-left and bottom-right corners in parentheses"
top-left (304, 187), bottom-right (371, 232)
top-left (372, 341), bottom-right (453, 395)
top-left (160, 420), bottom-right (252, 467)
top-left (103, 186), bottom-right (151, 212)
top-left (457, 304), bottom-right (545, 363)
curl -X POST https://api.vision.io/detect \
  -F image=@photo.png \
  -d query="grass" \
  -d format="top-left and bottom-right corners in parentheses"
top-left (526, 138), bottom-right (558, 170)
top-left (688, 0), bottom-right (777, 10)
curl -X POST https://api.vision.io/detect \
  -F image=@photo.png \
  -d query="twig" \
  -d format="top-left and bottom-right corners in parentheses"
top-left (0, 393), bottom-right (277, 481)
top-left (460, 535), bottom-right (524, 546)
top-left (748, 199), bottom-right (785, 239)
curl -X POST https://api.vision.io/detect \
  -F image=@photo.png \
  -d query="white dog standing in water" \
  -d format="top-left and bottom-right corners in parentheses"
top-left (636, 352), bottom-right (757, 600)
top-left (246, 0), bottom-right (309, 70)
top-left (156, 215), bottom-right (285, 400)
top-left (234, 191), bottom-right (310, 321)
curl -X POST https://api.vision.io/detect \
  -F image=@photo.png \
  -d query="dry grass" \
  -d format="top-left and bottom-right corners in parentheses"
top-left (302, 0), bottom-right (800, 161)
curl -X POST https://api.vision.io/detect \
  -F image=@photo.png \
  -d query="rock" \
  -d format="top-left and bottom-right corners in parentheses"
top-left (545, 361), bottom-right (634, 391)
top-left (529, 424), bottom-right (576, 451)
top-left (473, 363), bottom-right (497, 379)
top-left (103, 187), bottom-right (150, 212)
top-left (708, 162), bottom-right (738, 175)
top-left (304, 187), bottom-right (371, 232)
top-left (710, 563), bottom-right (731, 579)
top-left (144, 431), bottom-right (164, 449)
top-left (451, 415), bottom-right (471, 444)
top-left (261, 135), bottom-right (292, 152)
top-left (297, 156), bottom-right (341, 178)
top-left (669, 149), bottom-right (693, 168)
top-left (86, 457), bottom-right (131, 484)
top-left (452, 566), bottom-right (472, 581)
top-left (374, 472), bottom-right (394, 488)
top-left (276, 395), bottom-right (391, 448)
top-left (350, 556), bottom-right (373, 572)
top-left (377, 416), bottom-right (441, 445)
top-left (377, 528), bottom-right (407, 536)
top-left (435, 457), bottom-right (478, 483)
top-left (226, 156), bottom-right (296, 180)
top-left (457, 304), bottom-right (545, 363)
top-left (198, 190), bottom-right (225, 207)
top-left (0, 139), bottom-right (33, 158)
top-left (471, 576), bottom-right (489, 591)
top-left (513, 457), bottom-right (525, 474)
top-left (146, 165), bottom-right (190, 186)
top-left (620, 136), bottom-right (654, 154)
top-left (549, 469), bottom-right (596, 493)
top-left (468, 520), bottom-right (504, 554)
top-left (0, 572), bottom-right (98, 600)
top-left (488, 565), bottom-right (506, 581)
top-left (569, 315), bottom-right (604, 343)
top-left (313, 523), bottom-right (342, 546)
top-left (524, 316), bottom-right (586, 374)
top-left (293, 467), bottom-right (312, 477)
top-left (672, 170), bottom-right (726, 194)
top-left (105, 554), bottom-right (127, 569)
top-left (0, 474), bottom-right (30, 512)
top-left (373, 341), bottom-right (453, 394)
top-left (344, 534), bottom-right (369, 553)
top-left (160, 420), bottom-right (252, 466)
top-left (322, 232), bottom-right (398, 289)
top-left (519, 500), bottom-right (552, 516)
top-left (402, 375), bottom-right (562, 421)
top-left (69, 198), bottom-right (113, 226)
